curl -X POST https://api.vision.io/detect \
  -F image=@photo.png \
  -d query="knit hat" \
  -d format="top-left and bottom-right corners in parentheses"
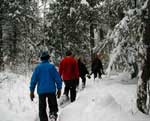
top-left (66, 50), bottom-right (72, 56)
top-left (40, 51), bottom-right (50, 60)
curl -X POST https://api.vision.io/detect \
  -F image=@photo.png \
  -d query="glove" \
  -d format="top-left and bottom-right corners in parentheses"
top-left (87, 74), bottom-right (91, 79)
top-left (30, 92), bottom-right (35, 101)
top-left (57, 89), bottom-right (61, 99)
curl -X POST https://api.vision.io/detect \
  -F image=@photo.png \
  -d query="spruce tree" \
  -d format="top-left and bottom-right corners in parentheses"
top-left (137, 0), bottom-right (150, 114)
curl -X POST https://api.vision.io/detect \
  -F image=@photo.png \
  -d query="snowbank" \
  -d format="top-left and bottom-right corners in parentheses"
top-left (0, 72), bottom-right (38, 121)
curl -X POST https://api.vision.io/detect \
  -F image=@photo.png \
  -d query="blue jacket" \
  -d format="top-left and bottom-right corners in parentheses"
top-left (30, 60), bottom-right (62, 94)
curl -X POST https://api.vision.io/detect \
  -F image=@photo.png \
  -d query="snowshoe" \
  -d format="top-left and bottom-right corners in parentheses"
top-left (49, 114), bottom-right (57, 121)
top-left (58, 95), bottom-right (70, 108)
top-left (82, 83), bottom-right (85, 89)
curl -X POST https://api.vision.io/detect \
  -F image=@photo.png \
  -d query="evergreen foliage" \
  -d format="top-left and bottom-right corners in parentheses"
top-left (0, 0), bottom-right (150, 114)
top-left (46, 0), bottom-right (91, 58)
top-left (0, 0), bottom-right (42, 72)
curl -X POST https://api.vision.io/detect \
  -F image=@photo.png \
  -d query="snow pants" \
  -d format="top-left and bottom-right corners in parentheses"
top-left (39, 93), bottom-right (58, 121)
top-left (63, 80), bottom-right (76, 102)
top-left (93, 70), bottom-right (102, 79)
top-left (76, 76), bottom-right (86, 87)
top-left (81, 76), bottom-right (86, 86)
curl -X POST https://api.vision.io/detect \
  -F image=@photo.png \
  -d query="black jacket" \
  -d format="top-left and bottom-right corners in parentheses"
top-left (91, 58), bottom-right (103, 73)
top-left (78, 59), bottom-right (89, 77)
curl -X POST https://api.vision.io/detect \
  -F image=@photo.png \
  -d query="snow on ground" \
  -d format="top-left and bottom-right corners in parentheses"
top-left (0, 72), bottom-right (38, 121)
top-left (0, 71), bottom-right (150, 121)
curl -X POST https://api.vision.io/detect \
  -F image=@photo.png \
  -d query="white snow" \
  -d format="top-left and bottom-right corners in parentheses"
top-left (142, 0), bottom-right (149, 9)
top-left (0, 71), bottom-right (150, 121)
top-left (81, 0), bottom-right (89, 6)
top-left (69, 7), bottom-right (76, 17)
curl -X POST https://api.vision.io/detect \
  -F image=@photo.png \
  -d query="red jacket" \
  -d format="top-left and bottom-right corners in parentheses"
top-left (59, 56), bottom-right (79, 81)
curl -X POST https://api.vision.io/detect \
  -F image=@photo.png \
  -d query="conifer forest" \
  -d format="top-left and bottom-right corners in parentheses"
top-left (0, 0), bottom-right (150, 115)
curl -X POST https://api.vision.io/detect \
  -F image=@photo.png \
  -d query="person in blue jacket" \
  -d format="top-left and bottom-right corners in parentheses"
top-left (29, 51), bottom-right (62, 121)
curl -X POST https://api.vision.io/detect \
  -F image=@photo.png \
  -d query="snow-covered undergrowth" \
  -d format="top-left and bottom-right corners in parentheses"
top-left (0, 71), bottom-right (149, 121)
top-left (0, 72), bottom-right (38, 121)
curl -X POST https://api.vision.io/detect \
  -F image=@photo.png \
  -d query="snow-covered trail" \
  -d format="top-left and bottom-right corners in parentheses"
top-left (0, 72), bottom-right (150, 121)
top-left (59, 74), bottom-right (150, 121)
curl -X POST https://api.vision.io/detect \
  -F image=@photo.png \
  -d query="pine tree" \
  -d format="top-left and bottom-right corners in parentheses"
top-left (0, 0), bottom-right (10, 71)
top-left (86, 0), bottom-right (99, 59)
top-left (0, 0), bottom-right (40, 71)
top-left (0, 9), bottom-right (3, 71)
top-left (137, 0), bottom-right (150, 114)
top-left (0, 2), bottom-right (3, 71)
top-left (47, 0), bottom-right (91, 59)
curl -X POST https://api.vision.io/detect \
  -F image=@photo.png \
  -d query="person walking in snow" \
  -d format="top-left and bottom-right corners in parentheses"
top-left (59, 50), bottom-right (79, 102)
top-left (29, 51), bottom-right (62, 121)
top-left (91, 53), bottom-right (104, 79)
top-left (77, 57), bottom-right (90, 88)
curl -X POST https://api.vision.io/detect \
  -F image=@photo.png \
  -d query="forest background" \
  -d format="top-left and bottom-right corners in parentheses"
top-left (0, 0), bottom-right (150, 114)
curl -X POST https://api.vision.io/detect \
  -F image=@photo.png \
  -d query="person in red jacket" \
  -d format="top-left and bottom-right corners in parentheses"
top-left (59, 50), bottom-right (79, 102)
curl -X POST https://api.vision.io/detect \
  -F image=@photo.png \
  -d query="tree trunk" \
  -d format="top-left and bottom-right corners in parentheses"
top-left (90, 23), bottom-right (95, 60)
top-left (99, 28), bottom-right (104, 40)
top-left (134, 0), bottom-right (137, 8)
top-left (87, 0), bottom-right (97, 60)
top-left (12, 24), bottom-right (17, 61)
top-left (137, 0), bottom-right (150, 114)
top-left (0, 9), bottom-right (4, 71)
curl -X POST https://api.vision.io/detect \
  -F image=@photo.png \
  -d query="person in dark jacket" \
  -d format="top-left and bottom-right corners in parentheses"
top-left (59, 50), bottom-right (79, 102)
top-left (91, 53), bottom-right (104, 79)
top-left (29, 51), bottom-right (62, 121)
top-left (77, 57), bottom-right (89, 88)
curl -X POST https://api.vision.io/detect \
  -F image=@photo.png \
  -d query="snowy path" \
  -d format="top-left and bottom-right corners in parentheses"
top-left (0, 72), bottom-right (150, 121)
top-left (58, 74), bottom-right (150, 121)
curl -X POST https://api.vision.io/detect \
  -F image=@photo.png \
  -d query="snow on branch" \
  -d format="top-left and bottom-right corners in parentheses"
top-left (106, 16), bottom-right (130, 76)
